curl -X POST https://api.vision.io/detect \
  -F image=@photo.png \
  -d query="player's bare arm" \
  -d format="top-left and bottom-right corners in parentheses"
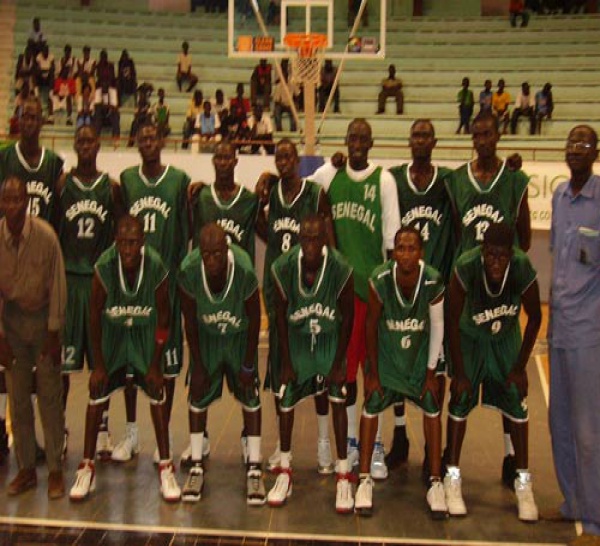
top-left (364, 284), bottom-right (384, 402)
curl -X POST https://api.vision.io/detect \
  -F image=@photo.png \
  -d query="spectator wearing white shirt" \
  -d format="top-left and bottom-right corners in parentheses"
top-left (248, 103), bottom-right (274, 154)
top-left (176, 41), bottom-right (198, 93)
top-left (273, 73), bottom-right (299, 132)
top-left (510, 82), bottom-right (536, 135)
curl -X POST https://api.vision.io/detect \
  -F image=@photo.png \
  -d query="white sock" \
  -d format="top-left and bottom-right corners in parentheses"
top-left (190, 432), bottom-right (204, 463)
top-left (337, 458), bottom-right (348, 474)
top-left (247, 435), bottom-right (261, 465)
top-left (100, 410), bottom-right (109, 430)
top-left (126, 421), bottom-right (138, 437)
top-left (280, 450), bottom-right (292, 469)
top-left (504, 433), bottom-right (515, 456)
top-left (375, 413), bottom-right (383, 443)
top-left (446, 465), bottom-right (461, 479)
top-left (517, 469), bottom-right (531, 482)
top-left (317, 414), bottom-right (329, 441)
top-left (346, 403), bottom-right (357, 440)
top-left (0, 394), bottom-right (6, 420)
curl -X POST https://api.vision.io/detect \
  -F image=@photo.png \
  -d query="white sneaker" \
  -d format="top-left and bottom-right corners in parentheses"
top-left (335, 473), bottom-right (354, 514)
top-left (267, 442), bottom-right (284, 472)
top-left (159, 462), bottom-right (181, 502)
top-left (427, 480), bottom-right (448, 519)
top-left (153, 433), bottom-right (174, 465)
top-left (444, 471), bottom-right (467, 516)
top-left (370, 442), bottom-right (388, 480)
top-left (96, 430), bottom-right (114, 462)
top-left (515, 473), bottom-right (539, 522)
top-left (317, 438), bottom-right (334, 475)
top-left (111, 425), bottom-right (139, 462)
top-left (70, 461), bottom-right (96, 501)
top-left (354, 476), bottom-right (373, 516)
top-left (182, 464), bottom-right (204, 503)
top-left (246, 466), bottom-right (266, 506)
top-left (267, 469), bottom-right (292, 506)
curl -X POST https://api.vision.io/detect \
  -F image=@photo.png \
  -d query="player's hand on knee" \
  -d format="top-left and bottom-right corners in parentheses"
top-left (450, 373), bottom-right (472, 404)
top-left (364, 373), bottom-right (383, 403)
top-left (145, 366), bottom-right (164, 400)
top-left (327, 361), bottom-right (345, 390)
top-left (89, 367), bottom-right (109, 400)
top-left (281, 364), bottom-right (297, 386)
top-left (506, 153), bottom-right (523, 171)
top-left (331, 151), bottom-right (346, 169)
top-left (506, 368), bottom-right (528, 398)
top-left (421, 369), bottom-right (439, 407)
top-left (0, 336), bottom-right (14, 371)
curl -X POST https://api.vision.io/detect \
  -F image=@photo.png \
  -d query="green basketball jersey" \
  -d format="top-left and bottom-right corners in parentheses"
top-left (391, 163), bottom-right (454, 282)
top-left (0, 142), bottom-right (63, 222)
top-left (59, 172), bottom-right (115, 275)
top-left (120, 165), bottom-right (190, 271)
top-left (455, 246), bottom-right (536, 340)
top-left (370, 260), bottom-right (444, 395)
top-left (271, 245), bottom-right (352, 382)
top-left (263, 178), bottom-right (322, 308)
top-left (445, 160), bottom-right (528, 258)
top-left (192, 184), bottom-right (259, 262)
top-left (327, 167), bottom-right (384, 302)
top-left (178, 244), bottom-right (259, 338)
top-left (95, 245), bottom-right (168, 375)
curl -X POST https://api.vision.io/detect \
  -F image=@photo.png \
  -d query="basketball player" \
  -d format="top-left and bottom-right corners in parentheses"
top-left (445, 110), bottom-right (531, 489)
top-left (354, 227), bottom-right (446, 519)
top-left (69, 215), bottom-right (180, 502)
top-left (0, 96), bottom-right (64, 464)
top-left (443, 223), bottom-right (541, 521)
top-left (113, 122), bottom-right (190, 464)
top-left (178, 223), bottom-right (265, 505)
top-left (311, 118), bottom-right (400, 477)
top-left (255, 139), bottom-right (336, 474)
top-left (267, 214), bottom-right (354, 512)
top-left (57, 125), bottom-right (123, 459)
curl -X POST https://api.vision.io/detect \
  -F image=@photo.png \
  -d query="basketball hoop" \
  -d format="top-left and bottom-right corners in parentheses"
top-left (284, 32), bottom-right (328, 86)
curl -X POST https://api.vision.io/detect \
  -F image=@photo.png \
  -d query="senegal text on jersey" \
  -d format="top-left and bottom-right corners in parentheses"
top-left (401, 206), bottom-right (443, 227)
top-left (202, 310), bottom-right (241, 328)
top-left (472, 304), bottom-right (519, 326)
top-left (273, 217), bottom-right (300, 234)
top-left (331, 202), bottom-right (377, 233)
top-left (130, 196), bottom-right (171, 218)
top-left (462, 204), bottom-right (505, 227)
top-left (385, 318), bottom-right (426, 332)
top-left (27, 181), bottom-right (52, 205)
top-left (105, 305), bottom-right (152, 318)
top-left (289, 303), bottom-right (336, 323)
top-left (65, 200), bottom-right (108, 222)
top-left (216, 218), bottom-right (244, 242)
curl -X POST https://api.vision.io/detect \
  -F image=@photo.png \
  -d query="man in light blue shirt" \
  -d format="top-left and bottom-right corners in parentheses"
top-left (549, 124), bottom-right (600, 543)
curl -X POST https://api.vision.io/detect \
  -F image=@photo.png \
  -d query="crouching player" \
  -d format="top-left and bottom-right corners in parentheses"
top-left (354, 226), bottom-right (447, 518)
top-left (69, 215), bottom-right (180, 502)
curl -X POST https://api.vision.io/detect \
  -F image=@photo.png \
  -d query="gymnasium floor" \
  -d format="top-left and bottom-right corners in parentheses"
top-left (0, 310), bottom-right (576, 546)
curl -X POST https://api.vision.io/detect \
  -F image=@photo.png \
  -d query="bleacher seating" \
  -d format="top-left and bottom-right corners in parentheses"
top-left (3, 0), bottom-right (600, 160)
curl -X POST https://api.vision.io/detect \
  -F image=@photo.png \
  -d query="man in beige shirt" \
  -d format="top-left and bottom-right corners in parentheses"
top-left (0, 175), bottom-right (67, 499)
top-left (377, 64), bottom-right (403, 115)
top-left (176, 41), bottom-right (198, 93)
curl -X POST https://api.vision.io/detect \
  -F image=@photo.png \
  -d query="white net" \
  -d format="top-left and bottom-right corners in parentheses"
top-left (289, 54), bottom-right (323, 86)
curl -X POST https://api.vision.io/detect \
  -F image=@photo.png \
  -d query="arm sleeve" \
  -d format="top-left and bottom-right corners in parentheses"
top-left (427, 299), bottom-right (444, 370)
top-left (380, 169), bottom-right (401, 251)
top-left (310, 162), bottom-right (337, 192)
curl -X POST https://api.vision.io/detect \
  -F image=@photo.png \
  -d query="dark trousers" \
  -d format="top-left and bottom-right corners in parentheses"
top-left (510, 107), bottom-right (535, 135)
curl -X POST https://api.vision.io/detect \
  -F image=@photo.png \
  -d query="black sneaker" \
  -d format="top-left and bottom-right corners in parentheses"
top-left (384, 426), bottom-right (410, 469)
top-left (502, 454), bottom-right (517, 490)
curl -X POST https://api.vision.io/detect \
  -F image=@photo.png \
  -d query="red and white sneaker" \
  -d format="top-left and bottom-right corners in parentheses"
top-left (159, 461), bottom-right (181, 503)
top-left (335, 473), bottom-right (354, 514)
top-left (267, 468), bottom-right (292, 506)
top-left (70, 460), bottom-right (96, 501)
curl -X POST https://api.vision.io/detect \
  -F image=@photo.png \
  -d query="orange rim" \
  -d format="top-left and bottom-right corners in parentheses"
top-left (284, 33), bottom-right (328, 57)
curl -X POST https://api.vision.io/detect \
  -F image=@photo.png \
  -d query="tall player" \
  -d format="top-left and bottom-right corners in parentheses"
top-left (443, 223), bottom-right (541, 521)
top-left (445, 111), bottom-right (531, 489)
top-left (0, 96), bottom-right (64, 463)
top-left (311, 118), bottom-right (400, 477)
top-left (178, 223), bottom-right (265, 505)
top-left (255, 139), bottom-right (336, 474)
top-left (267, 214), bottom-right (354, 512)
top-left (112, 122), bottom-right (190, 463)
top-left (69, 215), bottom-right (180, 502)
top-left (57, 125), bottom-right (123, 459)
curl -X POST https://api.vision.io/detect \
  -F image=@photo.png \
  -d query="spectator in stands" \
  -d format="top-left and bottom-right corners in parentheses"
top-left (52, 44), bottom-right (77, 126)
top-left (76, 45), bottom-right (96, 96)
top-left (194, 100), bottom-right (221, 152)
top-left (534, 82), bottom-right (553, 135)
top-left (95, 49), bottom-right (116, 92)
top-left (230, 83), bottom-right (251, 125)
top-left (176, 41), bottom-right (199, 93)
top-left (479, 79), bottom-right (493, 113)
top-left (28, 18), bottom-right (46, 56)
top-left (456, 77), bottom-right (474, 134)
top-left (93, 80), bottom-right (120, 143)
top-left (117, 50), bottom-right (138, 106)
top-left (250, 59), bottom-right (273, 110)
top-left (128, 83), bottom-right (154, 147)
top-left (509, 0), bottom-right (530, 27)
top-left (319, 59), bottom-right (341, 113)
top-left (511, 81), bottom-right (536, 135)
top-left (247, 103), bottom-right (274, 154)
top-left (273, 71), bottom-right (299, 132)
top-left (34, 43), bottom-right (55, 123)
top-left (267, 0), bottom-right (281, 24)
top-left (76, 83), bottom-right (94, 129)
top-left (152, 88), bottom-right (171, 137)
top-left (9, 82), bottom-right (34, 136)
top-left (492, 78), bottom-right (511, 134)
top-left (212, 88), bottom-right (226, 117)
top-left (377, 64), bottom-right (403, 115)
top-left (218, 108), bottom-right (237, 140)
top-left (14, 44), bottom-right (35, 96)
top-left (182, 89), bottom-right (204, 149)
